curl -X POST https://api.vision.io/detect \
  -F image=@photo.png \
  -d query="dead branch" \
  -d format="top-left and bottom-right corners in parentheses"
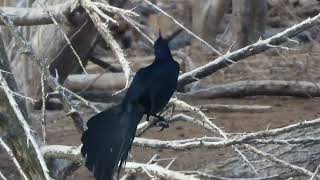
top-left (136, 112), bottom-right (219, 138)
top-left (1, 0), bottom-right (99, 112)
top-left (244, 144), bottom-right (315, 178)
top-left (310, 165), bottom-right (320, 180)
top-left (124, 162), bottom-right (200, 180)
top-left (197, 104), bottom-right (272, 113)
top-left (0, 170), bottom-right (6, 180)
top-left (64, 73), bottom-right (126, 91)
top-left (142, 0), bottom-right (226, 59)
top-left (182, 80), bottom-right (320, 99)
top-left (0, 1), bottom-right (74, 26)
top-left (81, 0), bottom-right (133, 88)
top-left (0, 8), bottom-right (90, 132)
top-left (0, 137), bottom-right (28, 180)
top-left (136, 116), bottom-right (320, 149)
top-left (181, 80), bottom-right (320, 99)
top-left (0, 63), bottom-right (51, 178)
top-left (89, 57), bottom-right (122, 72)
top-left (77, 90), bottom-right (123, 102)
top-left (41, 114), bottom-right (320, 178)
top-left (170, 98), bottom-right (226, 138)
top-left (170, 99), bottom-right (257, 173)
top-left (36, 0), bottom-right (88, 74)
top-left (0, 34), bottom-right (50, 179)
top-left (177, 13), bottom-right (320, 90)
top-left (41, 145), bottom-right (200, 180)
top-left (41, 145), bottom-right (82, 164)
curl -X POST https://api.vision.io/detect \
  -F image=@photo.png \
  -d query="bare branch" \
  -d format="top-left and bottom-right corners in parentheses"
top-left (125, 162), bottom-right (200, 180)
top-left (142, 0), bottom-right (227, 60)
top-left (0, 8), bottom-right (101, 132)
top-left (0, 62), bottom-right (51, 180)
top-left (0, 85), bottom-right (37, 102)
top-left (0, 2), bottom-right (74, 26)
top-left (81, 0), bottom-right (133, 87)
top-left (197, 104), bottom-right (272, 113)
top-left (178, 13), bottom-right (320, 89)
top-left (94, 2), bottom-right (138, 17)
top-left (120, 14), bottom-right (154, 45)
top-left (233, 145), bottom-right (259, 175)
top-left (136, 117), bottom-right (320, 150)
top-left (310, 165), bottom-right (320, 180)
top-left (41, 145), bottom-right (82, 164)
top-left (244, 144), bottom-right (315, 177)
top-left (36, 0), bottom-right (88, 74)
top-left (183, 80), bottom-right (320, 99)
top-left (40, 63), bottom-right (47, 143)
top-left (0, 170), bottom-right (6, 180)
top-left (170, 98), bottom-right (226, 138)
top-left (0, 137), bottom-right (28, 180)
top-left (41, 145), bottom-right (200, 180)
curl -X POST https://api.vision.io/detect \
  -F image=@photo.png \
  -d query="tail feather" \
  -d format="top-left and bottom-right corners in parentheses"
top-left (81, 103), bottom-right (144, 180)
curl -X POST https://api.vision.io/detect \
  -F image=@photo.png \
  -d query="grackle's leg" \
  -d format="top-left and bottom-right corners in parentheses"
top-left (153, 115), bottom-right (169, 131)
top-left (146, 114), bottom-right (150, 121)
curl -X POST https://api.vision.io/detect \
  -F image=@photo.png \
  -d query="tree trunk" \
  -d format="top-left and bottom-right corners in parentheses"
top-left (192, 0), bottom-right (231, 45)
top-left (202, 124), bottom-right (320, 179)
top-left (0, 33), bottom-right (47, 180)
top-left (232, 0), bottom-right (267, 49)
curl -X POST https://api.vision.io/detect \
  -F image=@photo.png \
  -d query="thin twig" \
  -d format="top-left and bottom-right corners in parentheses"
top-left (310, 165), bottom-right (320, 180)
top-left (142, 0), bottom-right (234, 64)
top-left (170, 98), bottom-right (226, 138)
top-left (121, 14), bottom-right (154, 45)
top-left (81, 0), bottom-right (133, 88)
top-left (244, 144), bottom-right (315, 177)
top-left (0, 9), bottom-right (96, 132)
top-left (0, 72), bottom-right (50, 179)
top-left (233, 145), bottom-right (259, 175)
top-left (178, 13), bottom-right (320, 88)
top-left (0, 170), bottom-right (6, 180)
top-left (94, 2), bottom-right (139, 17)
top-left (36, 0), bottom-right (88, 74)
top-left (40, 61), bottom-right (47, 143)
top-left (0, 137), bottom-right (28, 180)
top-left (0, 85), bottom-right (36, 102)
top-left (0, 2), bottom-right (73, 26)
top-left (59, 85), bottom-right (101, 113)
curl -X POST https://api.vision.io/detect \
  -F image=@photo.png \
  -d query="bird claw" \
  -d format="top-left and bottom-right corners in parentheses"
top-left (155, 117), bottom-right (169, 131)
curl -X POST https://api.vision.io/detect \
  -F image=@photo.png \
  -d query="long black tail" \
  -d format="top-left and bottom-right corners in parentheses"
top-left (81, 103), bottom-right (144, 180)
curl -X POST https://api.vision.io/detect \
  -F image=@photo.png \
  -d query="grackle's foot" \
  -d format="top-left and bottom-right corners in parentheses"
top-left (155, 116), bottom-right (169, 131)
top-left (146, 114), bottom-right (150, 121)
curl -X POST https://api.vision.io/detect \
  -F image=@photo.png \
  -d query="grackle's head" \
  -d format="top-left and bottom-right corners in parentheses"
top-left (154, 31), bottom-right (172, 60)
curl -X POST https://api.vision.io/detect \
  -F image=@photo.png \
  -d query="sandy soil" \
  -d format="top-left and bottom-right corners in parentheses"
top-left (1, 1), bottom-right (320, 180)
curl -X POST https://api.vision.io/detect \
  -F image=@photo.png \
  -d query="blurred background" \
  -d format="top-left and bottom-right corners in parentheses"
top-left (0, 0), bottom-right (320, 179)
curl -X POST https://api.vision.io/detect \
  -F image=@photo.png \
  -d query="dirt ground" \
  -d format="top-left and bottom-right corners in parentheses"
top-left (43, 48), bottom-right (320, 179)
top-left (1, 1), bottom-right (320, 180)
top-left (1, 30), bottom-right (320, 180)
top-left (54, 96), bottom-right (320, 180)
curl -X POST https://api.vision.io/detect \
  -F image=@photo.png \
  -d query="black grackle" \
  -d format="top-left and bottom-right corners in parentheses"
top-left (81, 31), bottom-right (179, 180)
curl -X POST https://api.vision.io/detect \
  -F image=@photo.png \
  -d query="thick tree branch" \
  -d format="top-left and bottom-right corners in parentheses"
top-left (177, 13), bottom-right (320, 89)
top-left (0, 137), bottom-right (28, 180)
top-left (244, 144), bottom-right (315, 177)
top-left (0, 1), bottom-right (75, 26)
top-left (0, 33), bottom-right (50, 179)
top-left (125, 162), bottom-right (199, 180)
top-left (183, 80), bottom-right (320, 99)
top-left (0, 7), bottom-right (93, 133)
top-left (41, 114), bottom-right (320, 179)
top-left (41, 145), bottom-right (200, 180)
top-left (81, 0), bottom-right (134, 88)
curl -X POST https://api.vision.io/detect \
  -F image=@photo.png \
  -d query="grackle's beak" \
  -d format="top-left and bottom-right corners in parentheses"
top-left (159, 29), bottom-right (162, 38)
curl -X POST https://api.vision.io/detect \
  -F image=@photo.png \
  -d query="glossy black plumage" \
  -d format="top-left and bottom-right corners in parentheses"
top-left (81, 33), bottom-right (179, 180)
